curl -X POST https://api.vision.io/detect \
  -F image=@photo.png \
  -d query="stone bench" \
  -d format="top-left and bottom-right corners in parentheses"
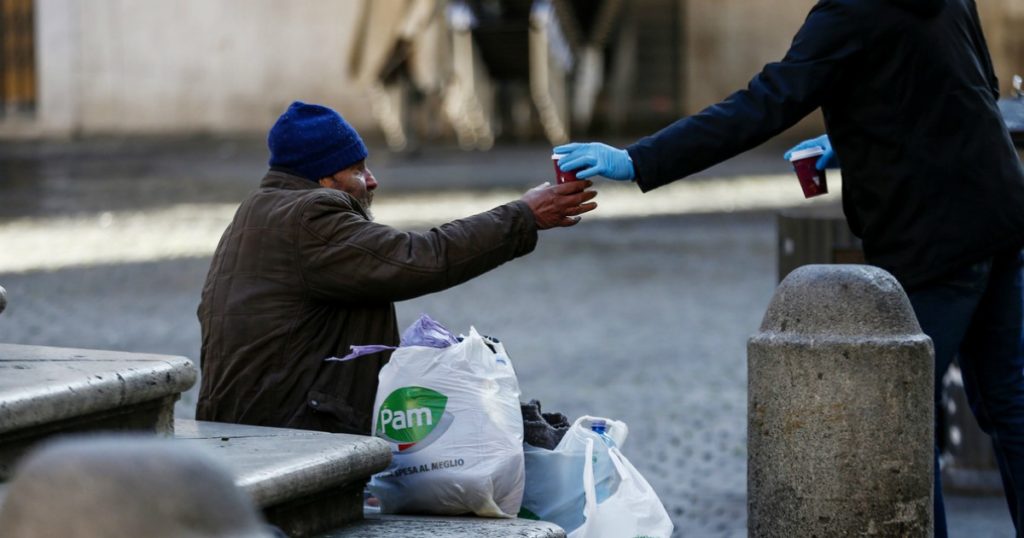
top-left (175, 419), bottom-right (392, 537)
top-left (319, 514), bottom-right (566, 538)
top-left (0, 419), bottom-right (563, 538)
top-left (0, 341), bottom-right (563, 537)
top-left (176, 421), bottom-right (566, 538)
top-left (0, 343), bottom-right (195, 478)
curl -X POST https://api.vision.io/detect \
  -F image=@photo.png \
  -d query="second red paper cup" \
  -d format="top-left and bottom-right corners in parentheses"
top-left (552, 154), bottom-right (578, 184)
top-left (789, 147), bottom-right (829, 198)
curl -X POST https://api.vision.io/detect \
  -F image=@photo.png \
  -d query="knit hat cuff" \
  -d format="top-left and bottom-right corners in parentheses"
top-left (292, 137), bottom-right (369, 180)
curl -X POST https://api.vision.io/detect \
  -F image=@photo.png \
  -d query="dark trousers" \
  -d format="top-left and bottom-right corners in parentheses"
top-left (907, 249), bottom-right (1024, 538)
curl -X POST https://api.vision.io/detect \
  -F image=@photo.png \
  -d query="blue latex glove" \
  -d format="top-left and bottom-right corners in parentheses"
top-left (783, 134), bottom-right (839, 170)
top-left (553, 142), bottom-right (635, 181)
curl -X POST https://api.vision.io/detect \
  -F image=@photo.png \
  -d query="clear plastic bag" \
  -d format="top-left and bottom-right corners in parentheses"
top-left (522, 416), bottom-right (673, 537)
top-left (569, 439), bottom-right (674, 538)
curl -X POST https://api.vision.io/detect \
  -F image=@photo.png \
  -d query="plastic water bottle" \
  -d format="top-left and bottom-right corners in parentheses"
top-left (591, 419), bottom-right (616, 448)
top-left (589, 419), bottom-right (618, 501)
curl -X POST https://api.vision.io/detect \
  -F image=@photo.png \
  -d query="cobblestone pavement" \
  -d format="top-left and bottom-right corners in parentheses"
top-left (0, 139), bottom-right (1014, 537)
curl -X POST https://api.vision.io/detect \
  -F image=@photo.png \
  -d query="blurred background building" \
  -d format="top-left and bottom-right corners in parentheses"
top-left (2, 0), bottom-right (1024, 144)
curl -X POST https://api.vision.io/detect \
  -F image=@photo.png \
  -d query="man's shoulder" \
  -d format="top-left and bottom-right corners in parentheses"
top-left (252, 181), bottom-right (357, 211)
top-left (231, 182), bottom-right (362, 234)
top-left (797, 0), bottom-right (882, 39)
top-left (291, 189), bottom-right (375, 241)
top-left (811, 0), bottom-right (875, 14)
top-left (296, 188), bottom-right (360, 214)
top-left (815, 0), bottom-right (941, 17)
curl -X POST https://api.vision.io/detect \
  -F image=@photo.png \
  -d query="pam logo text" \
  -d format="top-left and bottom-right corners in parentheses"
top-left (380, 407), bottom-right (433, 430)
top-left (376, 386), bottom-right (448, 446)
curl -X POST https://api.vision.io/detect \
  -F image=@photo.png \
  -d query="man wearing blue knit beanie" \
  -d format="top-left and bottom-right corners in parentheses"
top-left (196, 101), bottom-right (597, 435)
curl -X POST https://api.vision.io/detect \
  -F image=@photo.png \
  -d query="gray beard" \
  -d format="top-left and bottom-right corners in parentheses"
top-left (362, 198), bottom-right (374, 221)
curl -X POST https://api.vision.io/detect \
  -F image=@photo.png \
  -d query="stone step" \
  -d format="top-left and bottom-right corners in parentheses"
top-left (319, 513), bottom-right (566, 538)
top-left (0, 415), bottom-right (557, 537)
top-left (0, 343), bottom-right (195, 478)
top-left (175, 419), bottom-right (391, 538)
top-left (0, 341), bottom-right (558, 537)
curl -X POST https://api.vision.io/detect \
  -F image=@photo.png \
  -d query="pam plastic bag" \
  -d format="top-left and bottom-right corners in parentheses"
top-left (367, 322), bottom-right (524, 517)
top-left (522, 416), bottom-right (673, 538)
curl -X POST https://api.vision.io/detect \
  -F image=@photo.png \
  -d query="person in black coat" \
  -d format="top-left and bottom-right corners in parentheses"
top-left (555, 1), bottom-right (1024, 536)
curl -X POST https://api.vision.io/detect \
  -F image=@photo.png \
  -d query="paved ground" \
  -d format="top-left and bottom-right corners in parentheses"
top-left (0, 138), bottom-right (1014, 536)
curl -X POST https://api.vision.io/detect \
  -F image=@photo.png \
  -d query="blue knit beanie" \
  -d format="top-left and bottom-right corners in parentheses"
top-left (267, 101), bottom-right (369, 181)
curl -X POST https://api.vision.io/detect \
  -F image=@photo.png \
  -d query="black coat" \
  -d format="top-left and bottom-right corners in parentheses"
top-left (627, 0), bottom-right (1024, 289)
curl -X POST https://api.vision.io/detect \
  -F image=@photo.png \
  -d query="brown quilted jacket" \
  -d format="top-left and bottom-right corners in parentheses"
top-left (196, 171), bottom-right (537, 434)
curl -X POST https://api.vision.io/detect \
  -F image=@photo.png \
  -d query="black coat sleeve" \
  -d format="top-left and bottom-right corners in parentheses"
top-left (966, 0), bottom-right (999, 99)
top-left (627, 0), bottom-right (865, 192)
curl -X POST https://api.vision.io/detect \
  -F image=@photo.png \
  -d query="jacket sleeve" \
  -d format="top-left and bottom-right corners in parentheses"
top-left (967, 0), bottom-right (1000, 99)
top-left (297, 193), bottom-right (539, 303)
top-left (627, 0), bottom-right (865, 192)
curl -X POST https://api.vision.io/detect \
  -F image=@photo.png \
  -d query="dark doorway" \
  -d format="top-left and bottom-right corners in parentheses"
top-left (0, 0), bottom-right (36, 118)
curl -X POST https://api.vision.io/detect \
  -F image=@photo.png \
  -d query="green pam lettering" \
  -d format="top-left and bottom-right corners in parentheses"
top-left (376, 386), bottom-right (448, 444)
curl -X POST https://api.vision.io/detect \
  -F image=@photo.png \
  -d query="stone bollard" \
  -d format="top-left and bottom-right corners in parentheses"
top-left (748, 265), bottom-right (934, 536)
top-left (0, 285), bottom-right (6, 315)
top-left (0, 435), bottom-right (275, 537)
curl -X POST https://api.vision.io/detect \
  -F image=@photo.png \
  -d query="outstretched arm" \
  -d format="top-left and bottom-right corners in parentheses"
top-left (300, 182), bottom-right (596, 303)
top-left (626, 1), bottom-right (864, 192)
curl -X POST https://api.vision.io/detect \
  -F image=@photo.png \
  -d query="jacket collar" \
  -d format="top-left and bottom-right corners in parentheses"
top-left (260, 169), bottom-right (322, 191)
top-left (886, 0), bottom-right (945, 17)
top-left (259, 169), bottom-right (371, 219)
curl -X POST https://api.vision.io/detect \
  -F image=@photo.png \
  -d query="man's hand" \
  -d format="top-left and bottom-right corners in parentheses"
top-left (521, 180), bottom-right (598, 230)
top-left (553, 142), bottom-right (635, 181)
top-left (784, 134), bottom-right (839, 170)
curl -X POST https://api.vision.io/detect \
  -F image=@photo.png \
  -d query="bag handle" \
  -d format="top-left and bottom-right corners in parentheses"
top-left (581, 438), bottom-right (599, 517)
top-left (582, 441), bottom-right (642, 516)
top-left (608, 447), bottom-right (653, 494)
top-left (607, 447), bottom-right (629, 481)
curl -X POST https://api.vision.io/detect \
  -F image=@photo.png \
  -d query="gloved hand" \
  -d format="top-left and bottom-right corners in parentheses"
top-left (553, 142), bottom-right (635, 181)
top-left (783, 134), bottom-right (839, 170)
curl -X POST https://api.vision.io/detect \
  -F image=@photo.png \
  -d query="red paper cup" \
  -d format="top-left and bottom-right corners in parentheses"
top-left (552, 154), bottom-right (578, 184)
top-left (789, 147), bottom-right (829, 198)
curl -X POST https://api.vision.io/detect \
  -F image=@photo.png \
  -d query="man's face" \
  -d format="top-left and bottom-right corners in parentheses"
top-left (319, 160), bottom-right (378, 217)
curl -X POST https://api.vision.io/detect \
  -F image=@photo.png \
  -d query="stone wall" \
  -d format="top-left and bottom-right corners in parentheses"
top-left (15, 0), bottom-right (1024, 137)
top-left (977, 0), bottom-right (1024, 95)
top-left (681, 0), bottom-right (1024, 136)
top-left (32, 0), bottom-right (374, 135)
top-left (683, 0), bottom-right (808, 115)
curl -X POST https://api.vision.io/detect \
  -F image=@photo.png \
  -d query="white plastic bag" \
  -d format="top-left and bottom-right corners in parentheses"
top-left (520, 416), bottom-right (627, 531)
top-left (568, 439), bottom-right (675, 538)
top-left (368, 327), bottom-right (524, 517)
top-left (523, 415), bottom-right (673, 538)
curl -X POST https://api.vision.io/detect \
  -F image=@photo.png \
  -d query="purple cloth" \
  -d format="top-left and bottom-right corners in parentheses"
top-left (327, 344), bottom-right (396, 362)
top-left (326, 314), bottom-right (458, 362)
top-left (400, 313), bottom-right (459, 347)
